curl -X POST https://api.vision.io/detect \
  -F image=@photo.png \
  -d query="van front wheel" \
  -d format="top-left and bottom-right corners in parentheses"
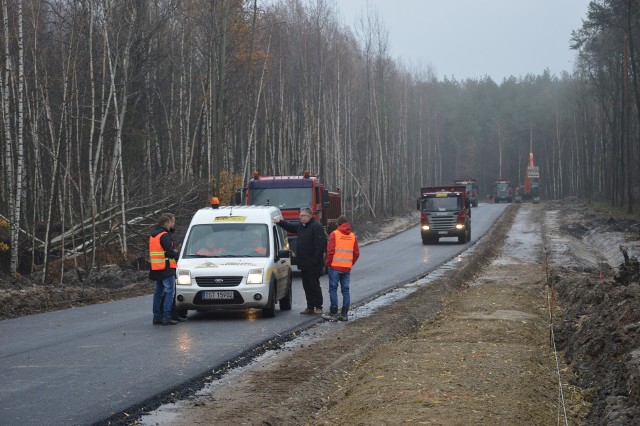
top-left (262, 281), bottom-right (277, 318)
top-left (279, 275), bottom-right (293, 311)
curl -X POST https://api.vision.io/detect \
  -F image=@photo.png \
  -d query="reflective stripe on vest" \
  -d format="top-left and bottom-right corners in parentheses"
top-left (331, 231), bottom-right (355, 268)
top-left (149, 231), bottom-right (177, 270)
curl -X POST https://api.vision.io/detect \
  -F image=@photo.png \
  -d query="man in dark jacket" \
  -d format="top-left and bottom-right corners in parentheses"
top-left (149, 213), bottom-right (181, 325)
top-left (274, 208), bottom-right (326, 314)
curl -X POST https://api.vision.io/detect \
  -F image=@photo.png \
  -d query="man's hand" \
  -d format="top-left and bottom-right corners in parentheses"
top-left (273, 217), bottom-right (281, 224)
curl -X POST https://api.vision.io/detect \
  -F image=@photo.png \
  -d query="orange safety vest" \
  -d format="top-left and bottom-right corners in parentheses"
top-left (331, 231), bottom-right (355, 269)
top-left (255, 245), bottom-right (266, 255)
top-left (149, 231), bottom-right (177, 270)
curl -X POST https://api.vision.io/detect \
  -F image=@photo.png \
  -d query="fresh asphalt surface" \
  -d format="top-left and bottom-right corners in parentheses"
top-left (0, 203), bottom-right (509, 425)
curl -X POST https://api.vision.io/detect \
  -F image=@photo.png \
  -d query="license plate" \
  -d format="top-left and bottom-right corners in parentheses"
top-left (202, 291), bottom-right (234, 300)
top-left (438, 231), bottom-right (448, 235)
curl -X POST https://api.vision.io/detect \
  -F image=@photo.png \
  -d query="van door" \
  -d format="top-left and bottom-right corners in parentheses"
top-left (273, 225), bottom-right (290, 298)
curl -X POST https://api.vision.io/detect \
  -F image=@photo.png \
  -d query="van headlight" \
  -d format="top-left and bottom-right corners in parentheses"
top-left (247, 268), bottom-right (264, 284)
top-left (177, 270), bottom-right (191, 285)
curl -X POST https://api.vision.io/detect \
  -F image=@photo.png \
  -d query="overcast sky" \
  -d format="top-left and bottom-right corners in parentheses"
top-left (334, 0), bottom-right (592, 82)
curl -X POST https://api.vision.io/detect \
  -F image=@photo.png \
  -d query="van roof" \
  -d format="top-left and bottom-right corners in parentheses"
top-left (189, 205), bottom-right (281, 225)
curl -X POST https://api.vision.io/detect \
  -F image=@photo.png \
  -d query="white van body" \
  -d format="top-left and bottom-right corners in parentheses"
top-left (175, 205), bottom-right (293, 318)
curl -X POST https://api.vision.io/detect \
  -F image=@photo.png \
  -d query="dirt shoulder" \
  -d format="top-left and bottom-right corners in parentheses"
top-left (143, 203), bottom-right (596, 425)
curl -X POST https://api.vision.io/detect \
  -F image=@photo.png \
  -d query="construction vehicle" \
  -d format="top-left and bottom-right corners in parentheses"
top-left (522, 152), bottom-right (540, 203)
top-left (453, 178), bottom-right (479, 207)
top-left (235, 171), bottom-right (341, 265)
top-left (416, 185), bottom-right (471, 245)
top-left (491, 180), bottom-right (513, 203)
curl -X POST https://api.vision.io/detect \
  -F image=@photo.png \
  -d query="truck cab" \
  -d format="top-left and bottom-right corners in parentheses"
top-left (454, 179), bottom-right (479, 207)
top-left (417, 186), bottom-right (471, 245)
top-left (491, 180), bottom-right (513, 203)
top-left (236, 171), bottom-right (341, 265)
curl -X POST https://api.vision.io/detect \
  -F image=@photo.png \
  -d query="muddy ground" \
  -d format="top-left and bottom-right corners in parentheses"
top-left (3, 201), bottom-right (640, 425)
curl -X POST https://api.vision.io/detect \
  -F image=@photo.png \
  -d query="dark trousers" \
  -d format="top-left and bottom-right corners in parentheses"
top-left (300, 268), bottom-right (323, 309)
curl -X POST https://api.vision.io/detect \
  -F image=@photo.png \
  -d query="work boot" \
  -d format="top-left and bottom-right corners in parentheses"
top-left (300, 307), bottom-right (315, 315)
top-left (322, 306), bottom-right (339, 321)
top-left (338, 307), bottom-right (349, 321)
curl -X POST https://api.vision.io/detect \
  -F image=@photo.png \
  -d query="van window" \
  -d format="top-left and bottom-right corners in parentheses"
top-left (274, 225), bottom-right (288, 252)
top-left (183, 223), bottom-right (269, 258)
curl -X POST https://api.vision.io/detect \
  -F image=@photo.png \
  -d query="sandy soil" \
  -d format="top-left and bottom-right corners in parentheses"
top-left (136, 201), bottom-right (627, 426)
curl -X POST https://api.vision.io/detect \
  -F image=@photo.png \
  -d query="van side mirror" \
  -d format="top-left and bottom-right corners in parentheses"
top-left (277, 249), bottom-right (290, 259)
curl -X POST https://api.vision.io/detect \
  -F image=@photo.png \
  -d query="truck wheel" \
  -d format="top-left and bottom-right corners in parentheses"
top-left (262, 281), bottom-right (276, 318)
top-left (175, 308), bottom-right (188, 318)
top-left (458, 232), bottom-right (467, 244)
top-left (279, 275), bottom-right (293, 311)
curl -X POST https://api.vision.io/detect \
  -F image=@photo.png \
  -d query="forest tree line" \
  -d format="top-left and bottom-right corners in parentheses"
top-left (0, 0), bottom-right (635, 278)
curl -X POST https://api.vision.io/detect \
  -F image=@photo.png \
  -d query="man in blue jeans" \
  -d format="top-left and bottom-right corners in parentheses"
top-left (149, 213), bottom-right (182, 325)
top-left (324, 215), bottom-right (360, 321)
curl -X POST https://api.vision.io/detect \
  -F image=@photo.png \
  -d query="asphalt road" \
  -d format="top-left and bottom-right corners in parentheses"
top-left (0, 203), bottom-right (509, 425)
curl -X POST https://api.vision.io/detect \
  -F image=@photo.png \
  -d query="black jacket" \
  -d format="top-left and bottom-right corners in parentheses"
top-left (148, 226), bottom-right (180, 280)
top-left (277, 217), bottom-right (326, 271)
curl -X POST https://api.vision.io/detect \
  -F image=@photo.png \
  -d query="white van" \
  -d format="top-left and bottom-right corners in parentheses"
top-left (175, 205), bottom-right (293, 318)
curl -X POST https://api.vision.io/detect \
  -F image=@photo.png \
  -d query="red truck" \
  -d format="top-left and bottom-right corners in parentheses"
top-left (416, 185), bottom-right (471, 244)
top-left (453, 178), bottom-right (479, 207)
top-left (236, 171), bottom-right (341, 265)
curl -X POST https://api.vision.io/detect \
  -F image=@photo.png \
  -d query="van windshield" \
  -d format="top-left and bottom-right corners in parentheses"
top-left (183, 223), bottom-right (269, 258)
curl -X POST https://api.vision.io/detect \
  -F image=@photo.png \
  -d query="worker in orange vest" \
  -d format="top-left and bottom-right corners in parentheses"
top-left (149, 213), bottom-right (182, 325)
top-left (249, 231), bottom-right (267, 255)
top-left (324, 215), bottom-right (360, 321)
top-left (197, 235), bottom-right (223, 256)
